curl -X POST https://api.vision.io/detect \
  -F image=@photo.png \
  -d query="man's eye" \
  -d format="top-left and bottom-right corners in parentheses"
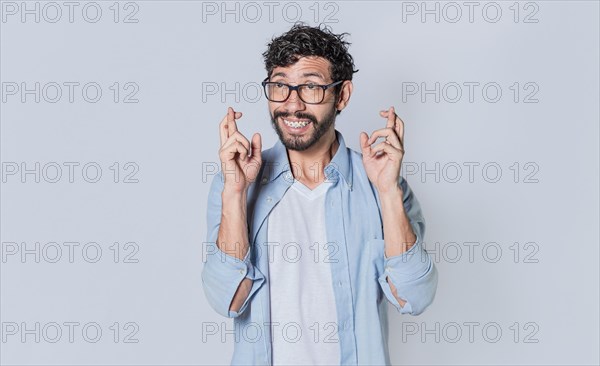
top-left (274, 83), bottom-right (285, 88)
top-left (305, 84), bottom-right (317, 90)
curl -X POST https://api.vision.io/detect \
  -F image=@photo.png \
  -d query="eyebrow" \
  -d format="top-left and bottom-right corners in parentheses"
top-left (271, 71), bottom-right (326, 81)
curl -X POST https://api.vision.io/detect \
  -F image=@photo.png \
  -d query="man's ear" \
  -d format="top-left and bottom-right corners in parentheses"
top-left (336, 80), bottom-right (353, 112)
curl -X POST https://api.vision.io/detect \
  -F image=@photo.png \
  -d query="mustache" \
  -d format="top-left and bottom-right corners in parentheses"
top-left (273, 111), bottom-right (317, 124)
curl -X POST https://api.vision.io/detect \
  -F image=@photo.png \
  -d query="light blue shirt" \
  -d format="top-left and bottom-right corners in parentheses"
top-left (202, 130), bottom-right (438, 365)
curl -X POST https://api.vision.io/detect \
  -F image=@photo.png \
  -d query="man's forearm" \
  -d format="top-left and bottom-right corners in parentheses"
top-left (379, 186), bottom-right (417, 258)
top-left (217, 188), bottom-right (252, 312)
top-left (217, 188), bottom-right (250, 260)
top-left (379, 186), bottom-right (417, 307)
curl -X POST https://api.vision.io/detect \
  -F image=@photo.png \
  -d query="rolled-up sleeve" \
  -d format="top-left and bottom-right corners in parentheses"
top-left (377, 176), bottom-right (438, 315)
top-left (201, 173), bottom-right (265, 318)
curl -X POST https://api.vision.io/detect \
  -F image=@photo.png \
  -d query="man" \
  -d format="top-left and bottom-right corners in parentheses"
top-left (203, 24), bottom-right (437, 365)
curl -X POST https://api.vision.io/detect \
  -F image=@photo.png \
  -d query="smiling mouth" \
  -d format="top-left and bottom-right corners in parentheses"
top-left (282, 118), bottom-right (311, 129)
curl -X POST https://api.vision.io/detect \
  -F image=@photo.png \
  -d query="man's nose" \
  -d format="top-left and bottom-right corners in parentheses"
top-left (283, 88), bottom-right (305, 112)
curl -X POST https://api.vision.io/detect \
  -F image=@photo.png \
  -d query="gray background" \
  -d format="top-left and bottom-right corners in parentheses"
top-left (1, 0), bottom-right (598, 365)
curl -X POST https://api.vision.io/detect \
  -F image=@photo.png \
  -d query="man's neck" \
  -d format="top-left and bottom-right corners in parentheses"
top-left (287, 129), bottom-right (339, 190)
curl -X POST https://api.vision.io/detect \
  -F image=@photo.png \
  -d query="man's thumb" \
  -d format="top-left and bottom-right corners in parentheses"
top-left (359, 132), bottom-right (370, 154)
top-left (251, 133), bottom-right (262, 158)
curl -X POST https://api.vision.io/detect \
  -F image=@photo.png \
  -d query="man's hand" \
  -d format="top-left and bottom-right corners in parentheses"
top-left (360, 106), bottom-right (405, 194)
top-left (219, 107), bottom-right (262, 194)
top-left (362, 107), bottom-right (414, 304)
top-left (216, 107), bottom-right (261, 312)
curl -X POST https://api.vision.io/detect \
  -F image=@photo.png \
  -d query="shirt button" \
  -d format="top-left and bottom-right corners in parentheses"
top-left (331, 200), bottom-right (334, 207)
top-left (338, 281), bottom-right (342, 287)
top-left (266, 197), bottom-right (272, 203)
top-left (385, 266), bottom-right (390, 272)
top-left (262, 177), bottom-right (268, 183)
top-left (344, 321), bottom-right (349, 330)
top-left (239, 269), bottom-right (245, 275)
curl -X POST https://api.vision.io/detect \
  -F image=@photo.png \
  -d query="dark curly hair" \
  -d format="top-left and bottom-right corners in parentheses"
top-left (262, 23), bottom-right (358, 96)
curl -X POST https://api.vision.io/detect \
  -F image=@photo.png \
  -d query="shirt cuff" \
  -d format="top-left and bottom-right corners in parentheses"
top-left (383, 228), bottom-right (430, 279)
top-left (202, 244), bottom-right (265, 318)
top-left (377, 229), bottom-right (432, 313)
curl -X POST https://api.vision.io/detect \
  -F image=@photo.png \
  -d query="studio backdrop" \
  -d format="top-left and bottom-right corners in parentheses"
top-left (1, 1), bottom-right (598, 365)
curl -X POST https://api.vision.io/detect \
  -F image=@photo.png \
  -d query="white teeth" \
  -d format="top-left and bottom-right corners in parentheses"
top-left (283, 119), bottom-right (309, 129)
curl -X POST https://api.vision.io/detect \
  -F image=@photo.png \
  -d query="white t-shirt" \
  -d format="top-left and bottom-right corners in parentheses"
top-left (267, 179), bottom-right (340, 366)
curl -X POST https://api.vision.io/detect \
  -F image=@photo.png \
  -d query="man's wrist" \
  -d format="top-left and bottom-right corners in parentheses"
top-left (378, 184), bottom-right (404, 203)
top-left (222, 186), bottom-right (247, 202)
top-left (221, 188), bottom-right (248, 218)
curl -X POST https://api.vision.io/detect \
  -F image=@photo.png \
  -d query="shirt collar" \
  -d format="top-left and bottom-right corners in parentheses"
top-left (262, 129), bottom-right (353, 190)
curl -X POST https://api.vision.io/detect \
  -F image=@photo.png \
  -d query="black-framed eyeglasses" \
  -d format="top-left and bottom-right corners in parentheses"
top-left (261, 78), bottom-right (344, 104)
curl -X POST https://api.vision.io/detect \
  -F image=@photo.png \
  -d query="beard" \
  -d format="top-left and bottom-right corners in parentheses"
top-left (270, 106), bottom-right (337, 151)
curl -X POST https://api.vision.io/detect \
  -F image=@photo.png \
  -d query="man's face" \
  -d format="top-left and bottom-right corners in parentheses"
top-left (267, 56), bottom-right (339, 151)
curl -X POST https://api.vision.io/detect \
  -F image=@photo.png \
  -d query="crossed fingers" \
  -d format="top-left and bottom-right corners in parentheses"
top-left (363, 106), bottom-right (405, 157)
top-left (219, 107), bottom-right (251, 160)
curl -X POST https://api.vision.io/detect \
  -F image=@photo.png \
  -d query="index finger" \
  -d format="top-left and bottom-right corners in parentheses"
top-left (380, 106), bottom-right (405, 147)
top-left (219, 112), bottom-right (228, 146)
top-left (386, 106), bottom-right (395, 128)
top-left (396, 113), bottom-right (405, 148)
top-left (219, 108), bottom-right (243, 146)
top-left (379, 107), bottom-right (396, 127)
top-left (227, 107), bottom-right (239, 135)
